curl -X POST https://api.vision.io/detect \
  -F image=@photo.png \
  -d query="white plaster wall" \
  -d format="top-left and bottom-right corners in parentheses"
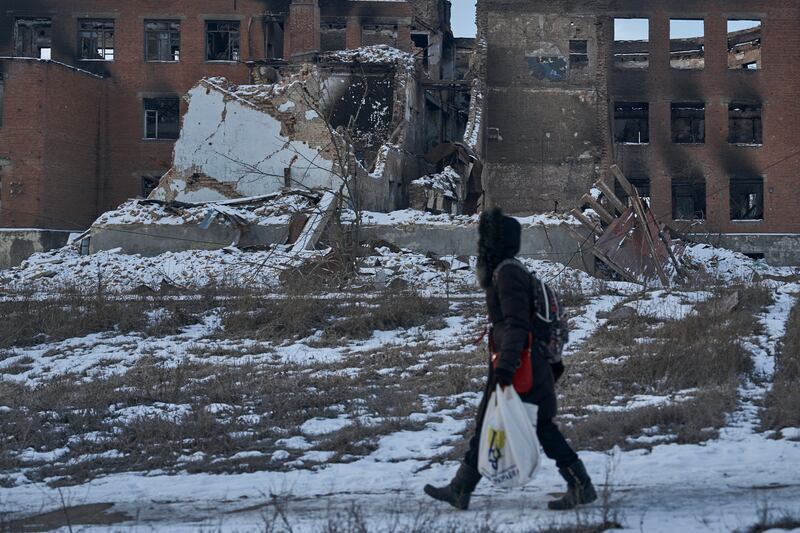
top-left (158, 84), bottom-right (338, 203)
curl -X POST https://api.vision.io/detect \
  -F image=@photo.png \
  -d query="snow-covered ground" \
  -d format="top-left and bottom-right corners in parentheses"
top-left (1, 247), bottom-right (800, 532)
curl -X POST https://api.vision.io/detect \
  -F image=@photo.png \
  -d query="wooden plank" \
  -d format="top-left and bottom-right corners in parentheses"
top-left (580, 194), bottom-right (615, 225)
top-left (564, 224), bottom-right (640, 284)
top-left (611, 165), bottom-right (669, 287)
top-left (570, 209), bottom-right (603, 236)
top-left (610, 165), bottom-right (636, 198)
top-left (594, 179), bottom-right (628, 215)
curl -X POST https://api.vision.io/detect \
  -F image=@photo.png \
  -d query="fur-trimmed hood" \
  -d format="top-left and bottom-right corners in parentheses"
top-left (476, 208), bottom-right (522, 289)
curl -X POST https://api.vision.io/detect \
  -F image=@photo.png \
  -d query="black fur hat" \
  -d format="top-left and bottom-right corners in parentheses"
top-left (476, 208), bottom-right (522, 289)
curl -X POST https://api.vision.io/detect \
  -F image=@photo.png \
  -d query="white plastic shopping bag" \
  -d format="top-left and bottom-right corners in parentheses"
top-left (478, 385), bottom-right (541, 488)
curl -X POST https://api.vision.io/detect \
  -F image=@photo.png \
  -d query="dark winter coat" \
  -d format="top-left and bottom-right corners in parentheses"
top-left (478, 208), bottom-right (557, 421)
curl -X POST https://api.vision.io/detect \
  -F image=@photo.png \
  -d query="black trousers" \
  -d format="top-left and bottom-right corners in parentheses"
top-left (463, 385), bottom-right (578, 472)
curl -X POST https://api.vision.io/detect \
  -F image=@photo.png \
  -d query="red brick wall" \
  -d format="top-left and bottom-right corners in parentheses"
top-left (607, 0), bottom-right (800, 234)
top-left (0, 0), bottom-right (415, 229)
top-left (0, 60), bottom-right (48, 229)
top-left (0, 59), bottom-right (103, 229)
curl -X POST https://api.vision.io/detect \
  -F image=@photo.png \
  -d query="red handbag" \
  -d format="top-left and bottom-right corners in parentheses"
top-left (489, 331), bottom-right (534, 394)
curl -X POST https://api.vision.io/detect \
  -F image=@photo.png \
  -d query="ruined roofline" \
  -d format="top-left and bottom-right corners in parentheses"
top-left (0, 56), bottom-right (105, 79)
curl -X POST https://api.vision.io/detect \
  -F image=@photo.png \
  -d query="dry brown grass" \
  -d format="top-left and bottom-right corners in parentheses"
top-left (559, 285), bottom-right (771, 451)
top-left (762, 298), bottom-right (800, 434)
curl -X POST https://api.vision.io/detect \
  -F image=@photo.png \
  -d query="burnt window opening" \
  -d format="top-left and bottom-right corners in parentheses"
top-left (672, 103), bottom-right (705, 144)
top-left (14, 18), bottom-right (52, 59)
top-left (614, 102), bottom-right (649, 144)
top-left (670, 19), bottom-right (705, 70)
top-left (362, 24), bottom-right (398, 47)
top-left (145, 20), bottom-right (180, 62)
top-left (615, 176), bottom-right (651, 208)
top-left (728, 20), bottom-right (762, 70)
top-left (264, 17), bottom-right (284, 59)
top-left (79, 19), bottom-right (115, 61)
top-left (569, 40), bottom-right (588, 68)
top-left (411, 32), bottom-right (430, 70)
top-left (143, 97), bottom-right (180, 140)
top-left (206, 21), bottom-right (240, 61)
top-left (141, 176), bottom-right (161, 198)
top-left (321, 21), bottom-right (346, 52)
top-left (672, 177), bottom-right (706, 220)
top-left (730, 176), bottom-right (764, 221)
top-left (614, 18), bottom-right (649, 69)
top-left (729, 103), bottom-right (763, 145)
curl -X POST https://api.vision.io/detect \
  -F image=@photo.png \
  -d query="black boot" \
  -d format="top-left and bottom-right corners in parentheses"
top-left (548, 459), bottom-right (598, 511)
top-left (424, 463), bottom-right (481, 510)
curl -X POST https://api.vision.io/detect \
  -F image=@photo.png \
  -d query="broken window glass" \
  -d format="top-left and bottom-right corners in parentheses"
top-left (569, 40), bottom-right (588, 68)
top-left (614, 18), bottom-right (649, 69)
top-left (670, 19), bottom-right (705, 69)
top-left (728, 20), bottom-right (761, 70)
top-left (729, 103), bottom-right (762, 145)
top-left (206, 21), bottom-right (240, 61)
top-left (672, 103), bottom-right (705, 144)
top-left (614, 103), bottom-right (649, 144)
top-left (143, 97), bottom-right (180, 140)
top-left (264, 17), bottom-right (285, 59)
top-left (145, 20), bottom-right (180, 62)
top-left (672, 177), bottom-right (706, 220)
top-left (730, 176), bottom-right (764, 220)
top-left (79, 19), bottom-right (115, 61)
top-left (141, 176), bottom-right (161, 198)
top-left (14, 18), bottom-right (52, 59)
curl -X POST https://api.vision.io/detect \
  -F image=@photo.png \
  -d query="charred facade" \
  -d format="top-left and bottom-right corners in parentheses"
top-left (478, 0), bottom-right (800, 264)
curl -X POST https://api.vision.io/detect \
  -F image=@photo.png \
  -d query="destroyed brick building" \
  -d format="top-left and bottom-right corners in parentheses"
top-left (478, 0), bottom-right (800, 264)
top-left (0, 0), bottom-right (464, 233)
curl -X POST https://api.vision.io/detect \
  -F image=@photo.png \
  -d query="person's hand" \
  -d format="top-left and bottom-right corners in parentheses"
top-left (551, 361), bottom-right (565, 383)
top-left (495, 369), bottom-right (514, 389)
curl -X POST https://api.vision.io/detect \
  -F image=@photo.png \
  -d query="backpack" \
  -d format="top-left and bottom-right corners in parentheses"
top-left (494, 259), bottom-right (570, 364)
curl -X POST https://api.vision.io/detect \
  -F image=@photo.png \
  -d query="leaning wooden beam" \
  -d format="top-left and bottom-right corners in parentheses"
top-left (290, 190), bottom-right (337, 253)
top-left (580, 194), bottom-right (615, 225)
top-left (563, 224), bottom-right (640, 284)
top-left (570, 209), bottom-right (604, 236)
top-left (594, 179), bottom-right (628, 215)
top-left (610, 165), bottom-right (669, 287)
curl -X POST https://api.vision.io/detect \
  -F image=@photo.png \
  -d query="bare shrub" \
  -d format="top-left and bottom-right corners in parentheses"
top-left (559, 286), bottom-right (770, 450)
top-left (762, 298), bottom-right (800, 433)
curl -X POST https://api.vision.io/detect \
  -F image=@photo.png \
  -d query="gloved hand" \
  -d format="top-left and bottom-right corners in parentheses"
top-left (495, 368), bottom-right (514, 388)
top-left (551, 361), bottom-right (565, 383)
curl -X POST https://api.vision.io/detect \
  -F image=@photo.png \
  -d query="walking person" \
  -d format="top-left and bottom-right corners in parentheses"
top-left (424, 208), bottom-right (597, 511)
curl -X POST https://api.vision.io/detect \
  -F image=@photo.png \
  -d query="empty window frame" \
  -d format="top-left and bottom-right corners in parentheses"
top-left (728, 20), bottom-right (762, 70)
top-left (729, 103), bottom-right (763, 145)
top-left (206, 21), bottom-right (240, 61)
top-left (0, 79), bottom-right (4, 128)
top-left (614, 102), bottom-right (649, 144)
top-left (569, 40), bottom-right (588, 68)
top-left (264, 17), bottom-right (284, 59)
top-left (141, 175), bottom-right (161, 198)
top-left (672, 103), bottom-right (705, 144)
top-left (670, 19), bottom-right (705, 69)
top-left (614, 18), bottom-right (649, 69)
top-left (79, 19), bottom-right (115, 61)
top-left (730, 176), bottom-right (764, 220)
top-left (145, 20), bottom-right (180, 62)
top-left (362, 24), bottom-right (398, 47)
top-left (411, 31), bottom-right (430, 70)
top-left (672, 177), bottom-right (706, 220)
top-left (14, 18), bottom-right (52, 59)
top-left (143, 97), bottom-right (180, 140)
